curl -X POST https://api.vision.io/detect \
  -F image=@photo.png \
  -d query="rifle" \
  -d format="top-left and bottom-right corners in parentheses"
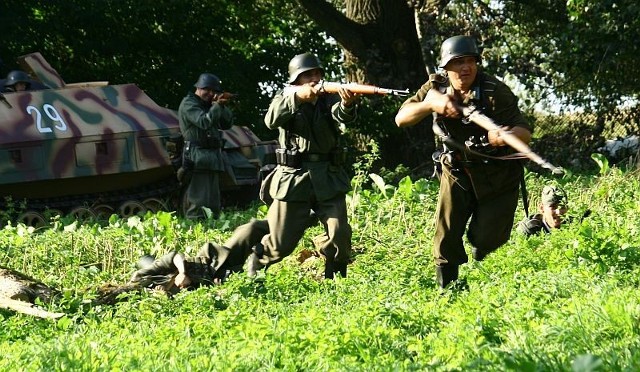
top-left (461, 105), bottom-right (565, 176)
top-left (286, 80), bottom-right (409, 97)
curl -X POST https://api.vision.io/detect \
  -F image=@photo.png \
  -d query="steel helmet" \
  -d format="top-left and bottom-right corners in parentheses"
top-left (194, 73), bottom-right (223, 92)
top-left (136, 254), bottom-right (156, 270)
top-left (438, 35), bottom-right (481, 68)
top-left (5, 70), bottom-right (31, 88)
top-left (287, 52), bottom-right (323, 83)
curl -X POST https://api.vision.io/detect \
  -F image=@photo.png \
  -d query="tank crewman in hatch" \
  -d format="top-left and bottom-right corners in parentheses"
top-left (3, 70), bottom-right (32, 92)
top-left (178, 73), bottom-right (234, 220)
top-left (395, 35), bottom-right (532, 289)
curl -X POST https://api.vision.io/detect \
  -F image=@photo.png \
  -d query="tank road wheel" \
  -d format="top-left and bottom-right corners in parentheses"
top-left (118, 201), bottom-right (147, 217)
top-left (92, 204), bottom-right (115, 220)
top-left (142, 198), bottom-right (169, 213)
top-left (17, 211), bottom-right (46, 228)
top-left (69, 207), bottom-right (97, 221)
top-left (43, 209), bottom-right (64, 220)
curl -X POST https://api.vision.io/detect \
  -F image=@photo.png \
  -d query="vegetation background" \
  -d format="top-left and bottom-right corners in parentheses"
top-left (1, 156), bottom-right (639, 370)
top-left (1, 1), bottom-right (640, 370)
top-left (2, 0), bottom-right (639, 175)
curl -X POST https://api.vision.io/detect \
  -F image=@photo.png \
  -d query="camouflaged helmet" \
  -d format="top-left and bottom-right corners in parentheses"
top-left (438, 35), bottom-right (481, 68)
top-left (194, 73), bottom-right (223, 92)
top-left (287, 52), bottom-right (323, 83)
top-left (5, 70), bottom-right (31, 88)
top-left (541, 185), bottom-right (567, 207)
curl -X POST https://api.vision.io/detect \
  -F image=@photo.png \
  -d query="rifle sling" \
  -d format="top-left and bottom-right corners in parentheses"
top-left (432, 122), bottom-right (528, 162)
top-left (433, 122), bottom-right (531, 217)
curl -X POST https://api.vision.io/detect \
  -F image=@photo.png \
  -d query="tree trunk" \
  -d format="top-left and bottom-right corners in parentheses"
top-left (296, 0), bottom-right (438, 176)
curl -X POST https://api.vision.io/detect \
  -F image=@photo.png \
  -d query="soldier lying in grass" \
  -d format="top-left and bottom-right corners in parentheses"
top-left (129, 218), bottom-right (268, 292)
top-left (128, 213), bottom-right (334, 293)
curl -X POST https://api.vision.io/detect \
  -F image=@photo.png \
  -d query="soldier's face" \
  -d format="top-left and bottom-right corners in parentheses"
top-left (15, 82), bottom-right (28, 91)
top-left (295, 69), bottom-right (323, 85)
top-left (196, 87), bottom-right (216, 102)
top-left (445, 56), bottom-right (478, 92)
top-left (541, 203), bottom-right (568, 229)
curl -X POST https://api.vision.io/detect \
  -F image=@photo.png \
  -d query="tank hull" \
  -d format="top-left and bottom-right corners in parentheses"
top-left (1, 52), bottom-right (277, 224)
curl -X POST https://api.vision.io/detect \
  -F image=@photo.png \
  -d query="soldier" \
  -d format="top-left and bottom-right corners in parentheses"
top-left (517, 185), bottom-right (569, 236)
top-left (129, 218), bottom-right (269, 291)
top-left (395, 35), bottom-right (532, 289)
top-left (245, 52), bottom-right (359, 279)
top-left (3, 70), bottom-right (32, 92)
top-left (129, 212), bottom-right (324, 290)
top-left (178, 73), bottom-right (234, 220)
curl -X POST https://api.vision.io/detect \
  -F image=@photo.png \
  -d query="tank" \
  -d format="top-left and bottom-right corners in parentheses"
top-left (0, 52), bottom-right (277, 226)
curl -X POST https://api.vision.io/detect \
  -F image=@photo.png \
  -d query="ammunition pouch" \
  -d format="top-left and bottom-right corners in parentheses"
top-left (275, 147), bottom-right (347, 168)
top-left (275, 149), bottom-right (301, 168)
top-left (330, 147), bottom-right (347, 166)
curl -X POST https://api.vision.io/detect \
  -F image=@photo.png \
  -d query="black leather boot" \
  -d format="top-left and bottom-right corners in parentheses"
top-left (435, 265), bottom-right (459, 289)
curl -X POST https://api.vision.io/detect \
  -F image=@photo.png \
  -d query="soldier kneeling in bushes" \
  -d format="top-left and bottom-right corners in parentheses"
top-left (516, 185), bottom-right (572, 236)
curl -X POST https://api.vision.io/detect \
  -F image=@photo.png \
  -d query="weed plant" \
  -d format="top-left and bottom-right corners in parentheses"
top-left (1, 159), bottom-right (639, 371)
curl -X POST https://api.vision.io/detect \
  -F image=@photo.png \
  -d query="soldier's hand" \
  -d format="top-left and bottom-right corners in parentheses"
top-left (212, 93), bottom-right (230, 106)
top-left (294, 83), bottom-right (321, 102)
top-left (174, 273), bottom-right (192, 288)
top-left (488, 126), bottom-right (510, 147)
top-left (338, 87), bottom-right (359, 108)
top-left (425, 89), bottom-right (461, 119)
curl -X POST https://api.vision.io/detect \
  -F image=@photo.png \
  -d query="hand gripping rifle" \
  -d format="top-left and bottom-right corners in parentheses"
top-left (461, 104), bottom-right (565, 176)
top-left (286, 80), bottom-right (410, 97)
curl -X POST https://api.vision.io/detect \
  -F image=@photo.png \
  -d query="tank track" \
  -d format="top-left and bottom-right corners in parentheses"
top-left (1, 178), bottom-right (181, 226)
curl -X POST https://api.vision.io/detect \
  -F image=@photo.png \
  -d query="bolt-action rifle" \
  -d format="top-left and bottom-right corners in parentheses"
top-left (461, 104), bottom-right (564, 176)
top-left (286, 80), bottom-right (409, 97)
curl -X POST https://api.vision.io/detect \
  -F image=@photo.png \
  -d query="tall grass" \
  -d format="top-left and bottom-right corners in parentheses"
top-left (1, 162), bottom-right (639, 371)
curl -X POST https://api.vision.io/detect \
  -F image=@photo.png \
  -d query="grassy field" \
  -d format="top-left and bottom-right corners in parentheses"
top-left (1, 158), bottom-right (639, 371)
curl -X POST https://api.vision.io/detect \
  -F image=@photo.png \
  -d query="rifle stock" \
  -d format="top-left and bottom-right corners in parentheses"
top-left (462, 106), bottom-right (564, 176)
top-left (285, 80), bottom-right (409, 97)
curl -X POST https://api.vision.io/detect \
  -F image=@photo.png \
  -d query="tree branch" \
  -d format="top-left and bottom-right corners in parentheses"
top-left (296, 0), bottom-right (368, 54)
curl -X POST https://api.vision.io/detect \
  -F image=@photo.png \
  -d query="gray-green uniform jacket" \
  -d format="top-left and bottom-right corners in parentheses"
top-left (254, 89), bottom-right (357, 269)
top-left (178, 92), bottom-right (233, 171)
top-left (264, 90), bottom-right (356, 202)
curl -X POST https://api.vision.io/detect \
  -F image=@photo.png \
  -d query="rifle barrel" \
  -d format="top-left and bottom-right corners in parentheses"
top-left (463, 107), bottom-right (564, 175)
top-left (284, 81), bottom-right (409, 96)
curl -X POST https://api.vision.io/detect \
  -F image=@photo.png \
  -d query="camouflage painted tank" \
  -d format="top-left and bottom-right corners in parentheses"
top-left (0, 53), bottom-right (276, 226)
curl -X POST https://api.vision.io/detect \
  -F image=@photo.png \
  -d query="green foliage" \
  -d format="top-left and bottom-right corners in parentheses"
top-left (0, 0), bottom-right (340, 137)
top-left (3, 166), bottom-right (640, 370)
top-left (434, 0), bottom-right (640, 113)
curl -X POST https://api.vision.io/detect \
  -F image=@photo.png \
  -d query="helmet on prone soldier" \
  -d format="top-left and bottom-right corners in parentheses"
top-left (194, 73), bottom-right (223, 93)
top-left (288, 52), bottom-right (323, 84)
top-left (438, 35), bottom-right (481, 68)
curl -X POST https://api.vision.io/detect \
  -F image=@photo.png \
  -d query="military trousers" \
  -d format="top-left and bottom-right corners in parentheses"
top-left (183, 170), bottom-right (221, 220)
top-left (258, 195), bottom-right (351, 268)
top-left (433, 165), bottom-right (519, 267)
top-left (219, 219), bottom-right (270, 269)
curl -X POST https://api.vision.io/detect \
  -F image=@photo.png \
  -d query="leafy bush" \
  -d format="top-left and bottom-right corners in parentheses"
top-left (1, 163), bottom-right (640, 370)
